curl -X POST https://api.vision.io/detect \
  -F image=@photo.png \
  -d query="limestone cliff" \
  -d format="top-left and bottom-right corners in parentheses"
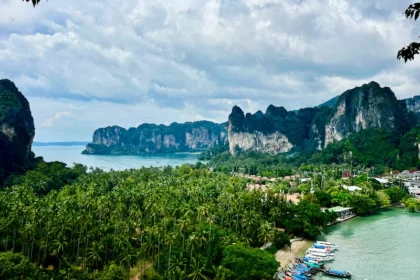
top-left (228, 82), bottom-right (411, 154)
top-left (0, 79), bottom-right (35, 184)
top-left (83, 121), bottom-right (227, 155)
top-left (323, 82), bottom-right (408, 146)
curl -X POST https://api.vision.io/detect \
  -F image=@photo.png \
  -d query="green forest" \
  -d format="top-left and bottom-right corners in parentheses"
top-left (0, 161), bottom-right (340, 279)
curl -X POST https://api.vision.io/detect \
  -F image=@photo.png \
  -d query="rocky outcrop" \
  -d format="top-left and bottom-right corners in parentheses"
top-left (228, 82), bottom-right (411, 154)
top-left (404, 96), bottom-right (420, 113)
top-left (0, 79), bottom-right (35, 184)
top-left (228, 105), bottom-right (295, 154)
top-left (83, 121), bottom-right (227, 155)
top-left (323, 82), bottom-right (408, 146)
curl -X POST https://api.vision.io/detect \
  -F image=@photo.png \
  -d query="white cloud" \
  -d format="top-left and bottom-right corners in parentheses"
top-left (41, 112), bottom-right (72, 128)
top-left (1, 0), bottom-right (420, 141)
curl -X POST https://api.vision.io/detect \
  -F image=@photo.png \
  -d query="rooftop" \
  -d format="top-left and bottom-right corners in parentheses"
top-left (328, 206), bottom-right (353, 212)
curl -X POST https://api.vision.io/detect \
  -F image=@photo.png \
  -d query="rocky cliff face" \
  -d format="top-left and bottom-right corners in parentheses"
top-left (83, 121), bottom-right (227, 155)
top-left (228, 82), bottom-right (411, 154)
top-left (0, 79), bottom-right (35, 184)
top-left (323, 82), bottom-right (408, 146)
top-left (404, 96), bottom-right (420, 113)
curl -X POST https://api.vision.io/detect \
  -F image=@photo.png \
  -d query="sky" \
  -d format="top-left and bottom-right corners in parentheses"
top-left (1, 0), bottom-right (420, 142)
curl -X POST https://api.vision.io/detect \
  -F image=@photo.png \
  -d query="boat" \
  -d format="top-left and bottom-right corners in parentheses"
top-left (305, 251), bottom-right (335, 258)
top-left (312, 243), bottom-right (336, 251)
top-left (320, 268), bottom-right (351, 278)
top-left (305, 254), bottom-right (334, 262)
top-left (304, 261), bottom-right (321, 269)
top-left (303, 257), bottom-right (320, 264)
top-left (316, 241), bottom-right (339, 249)
top-left (306, 248), bottom-right (335, 255)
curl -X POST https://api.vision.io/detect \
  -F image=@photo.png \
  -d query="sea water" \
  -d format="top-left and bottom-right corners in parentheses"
top-left (315, 208), bottom-right (420, 280)
top-left (32, 146), bottom-right (199, 171)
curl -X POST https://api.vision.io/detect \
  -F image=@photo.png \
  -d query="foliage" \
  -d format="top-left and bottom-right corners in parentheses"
top-left (24, 0), bottom-right (41, 7)
top-left (0, 252), bottom-right (44, 280)
top-left (376, 191), bottom-right (391, 208)
top-left (3, 161), bottom-right (87, 194)
top-left (384, 187), bottom-right (408, 203)
top-left (98, 263), bottom-right (128, 280)
top-left (398, 3), bottom-right (420, 62)
top-left (403, 197), bottom-right (420, 212)
top-left (0, 165), bottom-right (336, 278)
top-left (349, 193), bottom-right (378, 215)
top-left (217, 244), bottom-right (279, 280)
top-left (272, 231), bottom-right (291, 250)
top-left (399, 127), bottom-right (420, 169)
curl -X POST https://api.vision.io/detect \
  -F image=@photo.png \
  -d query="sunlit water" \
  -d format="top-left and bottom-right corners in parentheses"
top-left (315, 208), bottom-right (420, 280)
top-left (32, 146), bottom-right (199, 171)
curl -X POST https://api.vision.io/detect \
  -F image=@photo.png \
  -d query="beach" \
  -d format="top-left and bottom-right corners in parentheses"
top-left (275, 239), bottom-right (313, 268)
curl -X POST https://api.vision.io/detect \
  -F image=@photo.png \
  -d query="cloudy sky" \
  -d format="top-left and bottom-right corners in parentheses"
top-left (1, 0), bottom-right (420, 141)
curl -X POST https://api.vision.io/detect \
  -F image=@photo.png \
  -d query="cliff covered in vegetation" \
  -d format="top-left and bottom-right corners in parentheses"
top-left (83, 121), bottom-right (227, 155)
top-left (0, 79), bottom-right (36, 185)
top-left (228, 82), bottom-right (411, 154)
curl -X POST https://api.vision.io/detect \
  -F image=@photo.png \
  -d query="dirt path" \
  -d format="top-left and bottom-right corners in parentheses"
top-left (131, 262), bottom-right (153, 280)
top-left (275, 239), bottom-right (313, 268)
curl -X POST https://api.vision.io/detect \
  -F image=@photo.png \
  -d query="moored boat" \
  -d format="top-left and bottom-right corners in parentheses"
top-left (316, 241), bottom-right (339, 249)
top-left (305, 254), bottom-right (334, 262)
top-left (305, 251), bottom-right (334, 258)
top-left (306, 248), bottom-right (335, 255)
top-left (312, 243), bottom-right (336, 251)
top-left (320, 268), bottom-right (351, 278)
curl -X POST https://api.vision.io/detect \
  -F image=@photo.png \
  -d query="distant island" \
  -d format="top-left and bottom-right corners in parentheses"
top-left (33, 141), bottom-right (89, 146)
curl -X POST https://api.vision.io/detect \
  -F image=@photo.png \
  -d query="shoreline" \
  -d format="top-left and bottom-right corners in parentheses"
top-left (275, 238), bottom-right (313, 268)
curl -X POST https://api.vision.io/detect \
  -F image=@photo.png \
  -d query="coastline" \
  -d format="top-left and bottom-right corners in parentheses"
top-left (275, 238), bottom-right (313, 268)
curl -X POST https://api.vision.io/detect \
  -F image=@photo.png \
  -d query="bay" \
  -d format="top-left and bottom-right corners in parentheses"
top-left (32, 146), bottom-right (199, 171)
top-left (315, 208), bottom-right (420, 280)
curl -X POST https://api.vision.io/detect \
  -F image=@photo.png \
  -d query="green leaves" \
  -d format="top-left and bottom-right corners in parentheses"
top-left (397, 42), bottom-right (420, 63)
top-left (23, 0), bottom-right (41, 7)
top-left (398, 3), bottom-right (420, 62)
top-left (404, 3), bottom-right (420, 20)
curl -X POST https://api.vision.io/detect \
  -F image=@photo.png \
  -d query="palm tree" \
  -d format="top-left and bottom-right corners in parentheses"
top-left (258, 221), bottom-right (275, 245)
top-left (187, 258), bottom-right (210, 280)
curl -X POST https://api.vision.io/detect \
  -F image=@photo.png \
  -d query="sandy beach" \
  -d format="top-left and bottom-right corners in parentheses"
top-left (275, 239), bottom-right (313, 268)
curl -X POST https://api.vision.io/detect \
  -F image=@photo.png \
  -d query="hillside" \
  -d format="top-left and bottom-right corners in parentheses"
top-left (83, 121), bottom-right (227, 155)
top-left (0, 79), bottom-right (36, 184)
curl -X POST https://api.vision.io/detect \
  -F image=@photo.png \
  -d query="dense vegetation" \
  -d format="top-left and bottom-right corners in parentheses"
top-left (0, 164), bottom-right (337, 279)
top-left (204, 126), bottom-right (420, 176)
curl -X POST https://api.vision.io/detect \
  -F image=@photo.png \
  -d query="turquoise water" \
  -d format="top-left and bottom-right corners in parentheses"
top-left (315, 208), bottom-right (420, 280)
top-left (32, 146), bottom-right (199, 171)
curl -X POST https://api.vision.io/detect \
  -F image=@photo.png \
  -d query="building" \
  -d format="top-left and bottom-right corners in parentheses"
top-left (300, 178), bottom-right (312, 183)
top-left (399, 170), bottom-right (420, 180)
top-left (373, 177), bottom-right (389, 185)
top-left (342, 185), bottom-right (362, 192)
top-left (405, 180), bottom-right (420, 198)
top-left (327, 206), bottom-right (354, 220)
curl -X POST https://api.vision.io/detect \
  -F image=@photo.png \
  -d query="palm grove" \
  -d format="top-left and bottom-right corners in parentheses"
top-left (0, 164), bottom-right (338, 279)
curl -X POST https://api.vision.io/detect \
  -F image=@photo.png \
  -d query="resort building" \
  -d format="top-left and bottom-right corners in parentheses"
top-left (342, 185), bottom-right (362, 192)
top-left (405, 180), bottom-right (420, 198)
top-left (399, 170), bottom-right (420, 180)
top-left (300, 178), bottom-right (312, 183)
top-left (327, 206), bottom-right (355, 220)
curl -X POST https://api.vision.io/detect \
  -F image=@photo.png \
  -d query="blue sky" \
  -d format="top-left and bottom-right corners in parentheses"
top-left (1, 0), bottom-right (420, 141)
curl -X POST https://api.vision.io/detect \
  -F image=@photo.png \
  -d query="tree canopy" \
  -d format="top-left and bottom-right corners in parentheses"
top-left (398, 3), bottom-right (420, 62)
top-left (25, 0), bottom-right (41, 7)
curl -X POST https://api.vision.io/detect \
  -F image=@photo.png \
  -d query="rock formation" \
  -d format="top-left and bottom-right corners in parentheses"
top-left (83, 121), bottom-right (227, 155)
top-left (0, 79), bottom-right (35, 184)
